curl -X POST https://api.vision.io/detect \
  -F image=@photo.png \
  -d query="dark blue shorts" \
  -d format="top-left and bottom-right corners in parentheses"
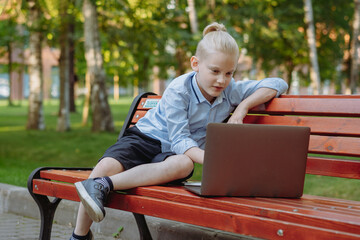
top-left (99, 126), bottom-right (193, 183)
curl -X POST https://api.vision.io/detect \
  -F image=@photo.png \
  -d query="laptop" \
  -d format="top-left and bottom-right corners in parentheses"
top-left (184, 123), bottom-right (310, 198)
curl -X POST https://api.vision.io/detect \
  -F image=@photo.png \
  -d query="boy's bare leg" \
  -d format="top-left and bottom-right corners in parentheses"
top-left (74, 157), bottom-right (125, 236)
top-left (73, 154), bottom-right (194, 236)
top-left (109, 154), bottom-right (194, 190)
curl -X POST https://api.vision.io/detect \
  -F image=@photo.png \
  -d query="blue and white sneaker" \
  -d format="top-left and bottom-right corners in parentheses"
top-left (75, 179), bottom-right (108, 222)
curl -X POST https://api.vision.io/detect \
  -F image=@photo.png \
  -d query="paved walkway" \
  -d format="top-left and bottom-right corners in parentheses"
top-left (0, 213), bottom-right (118, 240)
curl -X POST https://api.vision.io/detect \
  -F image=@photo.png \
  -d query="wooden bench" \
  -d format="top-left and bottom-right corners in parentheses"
top-left (28, 92), bottom-right (360, 240)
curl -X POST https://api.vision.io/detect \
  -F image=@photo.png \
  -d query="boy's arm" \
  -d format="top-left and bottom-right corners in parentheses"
top-left (184, 147), bottom-right (204, 165)
top-left (228, 88), bottom-right (277, 124)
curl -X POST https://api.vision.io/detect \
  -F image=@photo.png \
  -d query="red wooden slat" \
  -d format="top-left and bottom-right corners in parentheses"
top-left (130, 110), bottom-right (147, 124)
top-left (309, 135), bottom-right (360, 157)
top-left (280, 95), bottom-right (360, 99)
top-left (302, 194), bottom-right (360, 209)
top-left (306, 157), bottom-right (360, 179)
top-left (244, 115), bottom-right (360, 137)
top-left (33, 179), bottom-right (80, 201)
top-left (250, 98), bottom-right (360, 117)
top-left (40, 169), bottom-right (91, 183)
top-left (128, 186), bottom-right (360, 234)
top-left (130, 186), bottom-right (360, 213)
top-left (252, 196), bottom-right (360, 214)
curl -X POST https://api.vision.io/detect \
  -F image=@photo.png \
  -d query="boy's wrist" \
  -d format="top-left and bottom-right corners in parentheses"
top-left (184, 147), bottom-right (204, 165)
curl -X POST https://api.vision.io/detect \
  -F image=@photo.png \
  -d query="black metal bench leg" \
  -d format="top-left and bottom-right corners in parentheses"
top-left (28, 167), bottom-right (63, 240)
top-left (33, 194), bottom-right (62, 240)
top-left (133, 213), bottom-right (152, 240)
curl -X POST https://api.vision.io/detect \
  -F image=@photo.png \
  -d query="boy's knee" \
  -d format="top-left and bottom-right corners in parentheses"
top-left (176, 155), bottom-right (194, 178)
top-left (91, 157), bottom-right (124, 177)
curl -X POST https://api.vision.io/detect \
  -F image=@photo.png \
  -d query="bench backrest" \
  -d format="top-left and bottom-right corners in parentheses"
top-left (120, 92), bottom-right (360, 180)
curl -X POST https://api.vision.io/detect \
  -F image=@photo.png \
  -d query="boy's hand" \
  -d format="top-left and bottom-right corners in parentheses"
top-left (228, 88), bottom-right (278, 124)
top-left (227, 106), bottom-right (248, 124)
top-left (184, 147), bottom-right (204, 165)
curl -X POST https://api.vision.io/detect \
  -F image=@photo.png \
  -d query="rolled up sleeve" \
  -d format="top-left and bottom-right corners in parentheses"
top-left (229, 77), bottom-right (288, 105)
top-left (262, 77), bottom-right (288, 97)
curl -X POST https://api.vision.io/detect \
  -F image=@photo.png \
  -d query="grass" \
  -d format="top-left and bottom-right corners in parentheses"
top-left (0, 98), bottom-right (131, 186)
top-left (0, 98), bottom-right (359, 201)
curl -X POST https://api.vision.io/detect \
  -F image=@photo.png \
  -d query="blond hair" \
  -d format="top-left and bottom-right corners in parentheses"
top-left (195, 22), bottom-right (239, 60)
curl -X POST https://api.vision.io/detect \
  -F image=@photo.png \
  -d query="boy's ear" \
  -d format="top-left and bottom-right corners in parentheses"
top-left (190, 56), bottom-right (199, 71)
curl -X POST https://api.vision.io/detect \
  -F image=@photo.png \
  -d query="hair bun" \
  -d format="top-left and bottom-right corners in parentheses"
top-left (203, 22), bottom-right (227, 37)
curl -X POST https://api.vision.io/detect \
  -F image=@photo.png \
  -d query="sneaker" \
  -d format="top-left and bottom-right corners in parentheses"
top-left (75, 179), bottom-right (108, 222)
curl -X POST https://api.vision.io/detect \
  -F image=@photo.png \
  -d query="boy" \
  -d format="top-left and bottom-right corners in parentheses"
top-left (70, 22), bottom-right (288, 240)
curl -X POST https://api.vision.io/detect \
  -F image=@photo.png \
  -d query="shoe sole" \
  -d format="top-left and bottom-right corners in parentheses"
top-left (75, 181), bottom-right (105, 222)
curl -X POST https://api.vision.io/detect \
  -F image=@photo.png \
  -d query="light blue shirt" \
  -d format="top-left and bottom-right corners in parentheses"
top-left (136, 71), bottom-right (288, 154)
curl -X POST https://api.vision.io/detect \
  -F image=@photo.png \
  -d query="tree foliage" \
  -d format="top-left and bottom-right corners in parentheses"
top-left (10, 0), bottom-right (356, 92)
top-left (1, 0), bottom-right (359, 131)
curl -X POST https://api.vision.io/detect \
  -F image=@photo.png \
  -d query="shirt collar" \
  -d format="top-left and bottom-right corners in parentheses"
top-left (191, 73), bottom-right (207, 103)
top-left (191, 72), bottom-right (225, 106)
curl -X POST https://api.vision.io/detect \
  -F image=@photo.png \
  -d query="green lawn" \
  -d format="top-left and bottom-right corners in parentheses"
top-left (0, 98), bottom-right (359, 201)
top-left (0, 98), bottom-right (130, 187)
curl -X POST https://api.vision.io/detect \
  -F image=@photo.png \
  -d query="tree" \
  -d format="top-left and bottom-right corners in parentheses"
top-left (310, 0), bottom-right (352, 94)
top-left (350, 0), bottom-right (360, 93)
top-left (82, 0), bottom-right (114, 132)
top-left (56, 0), bottom-right (72, 131)
top-left (166, 1), bottom-right (198, 77)
top-left (221, 1), bottom-right (306, 87)
top-left (96, 0), bottom-right (174, 95)
top-left (304, 0), bottom-right (321, 94)
top-left (0, 1), bottom-right (25, 106)
top-left (187, 0), bottom-right (198, 34)
top-left (26, 0), bottom-right (45, 130)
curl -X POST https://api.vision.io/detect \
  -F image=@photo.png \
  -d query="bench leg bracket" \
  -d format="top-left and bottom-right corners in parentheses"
top-left (34, 194), bottom-right (62, 240)
top-left (133, 213), bottom-right (152, 240)
top-left (28, 167), bottom-right (92, 240)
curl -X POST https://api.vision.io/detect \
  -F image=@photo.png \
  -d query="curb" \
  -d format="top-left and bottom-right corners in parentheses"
top-left (0, 183), bottom-right (253, 240)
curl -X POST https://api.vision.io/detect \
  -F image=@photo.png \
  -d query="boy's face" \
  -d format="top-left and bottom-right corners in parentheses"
top-left (190, 50), bottom-right (237, 103)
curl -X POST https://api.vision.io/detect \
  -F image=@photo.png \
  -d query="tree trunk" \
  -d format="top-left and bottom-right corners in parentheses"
top-left (57, 0), bottom-right (71, 132)
top-left (285, 62), bottom-right (295, 94)
top-left (69, 13), bottom-right (76, 112)
top-left (335, 62), bottom-right (343, 94)
top-left (175, 43), bottom-right (189, 77)
top-left (187, 0), bottom-right (198, 34)
top-left (255, 58), bottom-right (265, 80)
top-left (350, 0), bottom-right (360, 94)
top-left (114, 75), bottom-right (119, 101)
top-left (303, 0), bottom-right (321, 94)
top-left (7, 43), bottom-right (13, 106)
top-left (14, 24), bottom-right (25, 103)
top-left (26, 0), bottom-right (45, 130)
top-left (82, 72), bottom-right (91, 126)
top-left (290, 70), bottom-right (300, 95)
top-left (82, 0), bottom-right (114, 132)
top-left (206, 0), bottom-right (216, 22)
